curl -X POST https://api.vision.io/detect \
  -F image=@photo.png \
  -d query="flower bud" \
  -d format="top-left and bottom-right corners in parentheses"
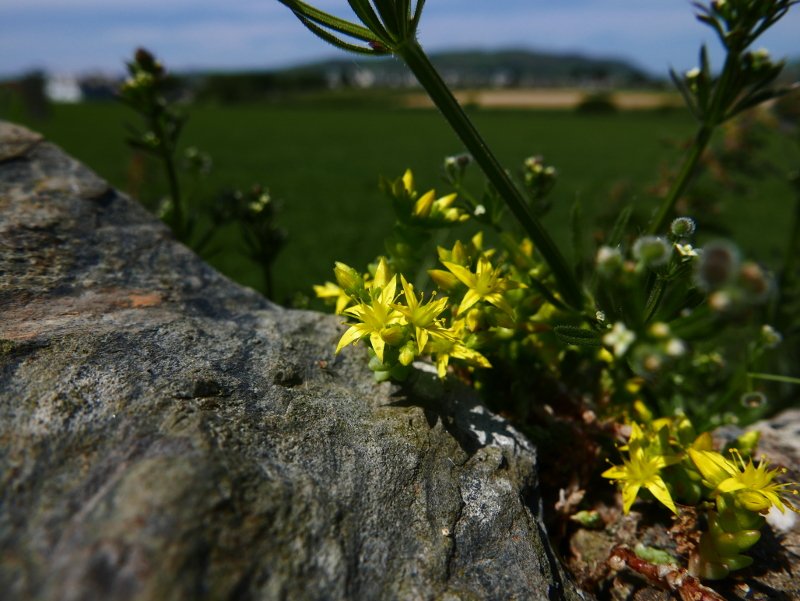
top-left (444, 153), bottom-right (473, 179)
top-left (739, 262), bottom-right (771, 302)
top-left (740, 391), bottom-right (767, 408)
top-left (695, 240), bottom-right (740, 291)
top-left (466, 307), bottom-right (484, 332)
top-left (399, 341), bottom-right (417, 366)
top-left (596, 245), bottom-right (622, 276)
top-left (760, 324), bottom-right (782, 349)
top-left (451, 240), bottom-right (468, 265)
top-left (633, 236), bottom-right (670, 266)
top-left (402, 169), bottom-right (414, 194)
top-left (670, 217), bottom-right (697, 237)
top-left (428, 269), bottom-right (460, 291)
top-left (334, 262), bottom-right (364, 295)
top-left (649, 322), bottom-right (670, 338)
top-left (487, 307), bottom-right (515, 329)
top-left (665, 339), bottom-right (687, 357)
top-left (737, 491), bottom-right (771, 513)
top-left (708, 291), bottom-right (731, 311)
top-left (412, 190), bottom-right (435, 218)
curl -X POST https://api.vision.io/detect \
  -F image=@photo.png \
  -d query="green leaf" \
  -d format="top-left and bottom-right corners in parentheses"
top-left (412, 0), bottom-right (427, 32)
top-left (553, 325), bottom-right (602, 347)
top-left (670, 68), bottom-right (702, 120)
top-left (370, 0), bottom-right (401, 39)
top-left (276, 0), bottom-right (375, 41)
top-left (697, 45), bottom-right (712, 112)
top-left (295, 14), bottom-right (387, 56)
top-left (347, 0), bottom-right (392, 43)
top-left (727, 86), bottom-right (795, 120)
top-left (608, 204), bottom-right (633, 249)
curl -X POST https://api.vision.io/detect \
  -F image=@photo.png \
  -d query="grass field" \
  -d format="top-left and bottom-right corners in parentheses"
top-left (13, 102), bottom-right (798, 303)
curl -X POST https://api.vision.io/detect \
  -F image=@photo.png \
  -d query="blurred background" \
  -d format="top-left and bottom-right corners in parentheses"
top-left (1, 0), bottom-right (799, 304)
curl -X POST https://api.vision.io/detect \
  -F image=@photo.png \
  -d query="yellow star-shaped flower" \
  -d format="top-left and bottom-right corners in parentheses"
top-left (423, 320), bottom-right (491, 379)
top-left (335, 259), bottom-right (404, 362)
top-left (392, 275), bottom-right (458, 354)
top-left (313, 281), bottom-right (352, 315)
top-left (688, 448), bottom-right (799, 514)
top-left (442, 255), bottom-right (525, 319)
top-left (602, 423), bottom-right (680, 514)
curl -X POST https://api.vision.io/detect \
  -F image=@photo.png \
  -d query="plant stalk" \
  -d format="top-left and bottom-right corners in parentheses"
top-left (395, 40), bottom-right (584, 310)
top-left (150, 112), bottom-right (184, 238)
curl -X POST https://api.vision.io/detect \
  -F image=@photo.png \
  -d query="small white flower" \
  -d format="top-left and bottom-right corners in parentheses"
top-left (675, 243), bottom-right (698, 257)
top-left (666, 339), bottom-right (687, 357)
top-left (761, 324), bottom-right (782, 349)
top-left (603, 322), bottom-right (636, 357)
top-left (596, 311), bottom-right (606, 322)
top-left (686, 67), bottom-right (701, 79)
top-left (473, 204), bottom-right (486, 216)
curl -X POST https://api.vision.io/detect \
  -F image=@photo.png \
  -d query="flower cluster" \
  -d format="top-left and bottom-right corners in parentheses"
top-left (604, 416), bottom-right (798, 579)
top-left (327, 257), bottom-right (491, 381)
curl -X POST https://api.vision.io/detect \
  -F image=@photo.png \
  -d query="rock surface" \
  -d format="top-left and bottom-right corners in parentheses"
top-left (0, 121), bottom-right (584, 600)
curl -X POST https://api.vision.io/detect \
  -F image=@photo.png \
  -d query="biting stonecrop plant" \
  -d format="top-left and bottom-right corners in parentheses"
top-left (603, 414), bottom-right (799, 580)
top-left (291, 0), bottom-right (800, 587)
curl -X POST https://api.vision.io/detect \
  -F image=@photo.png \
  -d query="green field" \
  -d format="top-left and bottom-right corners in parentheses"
top-left (14, 103), bottom-right (797, 303)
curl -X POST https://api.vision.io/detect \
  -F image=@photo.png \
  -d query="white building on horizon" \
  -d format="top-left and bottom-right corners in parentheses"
top-left (45, 74), bottom-right (83, 103)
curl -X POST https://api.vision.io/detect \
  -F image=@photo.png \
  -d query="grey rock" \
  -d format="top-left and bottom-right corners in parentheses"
top-left (0, 121), bottom-right (584, 601)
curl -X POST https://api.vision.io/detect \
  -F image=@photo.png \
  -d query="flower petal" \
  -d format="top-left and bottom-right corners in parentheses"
top-left (645, 476), bottom-right (678, 514)
top-left (370, 331), bottom-right (386, 363)
top-left (622, 483), bottom-right (641, 515)
top-left (443, 261), bottom-right (476, 288)
top-left (335, 324), bottom-right (369, 354)
top-left (485, 293), bottom-right (515, 319)
top-left (416, 327), bottom-right (429, 356)
top-left (458, 289), bottom-right (482, 316)
top-left (689, 449), bottom-right (738, 489)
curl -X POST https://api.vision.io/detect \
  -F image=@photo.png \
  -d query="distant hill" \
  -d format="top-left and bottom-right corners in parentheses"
top-left (781, 58), bottom-right (800, 84)
top-left (193, 49), bottom-right (656, 104)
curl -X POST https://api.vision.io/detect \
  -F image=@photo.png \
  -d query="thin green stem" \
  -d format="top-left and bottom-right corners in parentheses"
top-left (648, 124), bottom-right (712, 235)
top-left (395, 40), bottom-right (584, 310)
top-left (748, 372), bottom-right (800, 385)
top-left (150, 112), bottom-right (184, 238)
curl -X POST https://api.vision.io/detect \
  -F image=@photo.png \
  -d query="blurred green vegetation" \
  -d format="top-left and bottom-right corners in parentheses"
top-left (13, 102), bottom-right (797, 304)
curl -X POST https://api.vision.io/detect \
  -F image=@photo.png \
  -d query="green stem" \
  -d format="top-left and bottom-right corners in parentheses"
top-left (748, 372), bottom-right (800, 385)
top-left (648, 124), bottom-right (713, 235)
top-left (395, 40), bottom-right (584, 310)
top-left (150, 110), bottom-right (184, 239)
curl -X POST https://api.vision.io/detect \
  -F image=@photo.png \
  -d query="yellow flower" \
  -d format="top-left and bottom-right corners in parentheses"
top-left (602, 423), bottom-right (680, 514)
top-left (688, 448), bottom-right (799, 514)
top-left (423, 320), bottom-right (491, 379)
top-left (335, 259), bottom-right (404, 362)
top-left (392, 275), bottom-right (458, 354)
top-left (442, 255), bottom-right (525, 319)
top-left (313, 282), bottom-right (352, 315)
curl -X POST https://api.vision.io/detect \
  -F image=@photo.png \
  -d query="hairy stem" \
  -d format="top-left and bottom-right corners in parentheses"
top-left (394, 39), bottom-right (584, 310)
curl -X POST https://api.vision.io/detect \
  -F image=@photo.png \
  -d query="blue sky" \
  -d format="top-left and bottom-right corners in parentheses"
top-left (1, 0), bottom-right (799, 78)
